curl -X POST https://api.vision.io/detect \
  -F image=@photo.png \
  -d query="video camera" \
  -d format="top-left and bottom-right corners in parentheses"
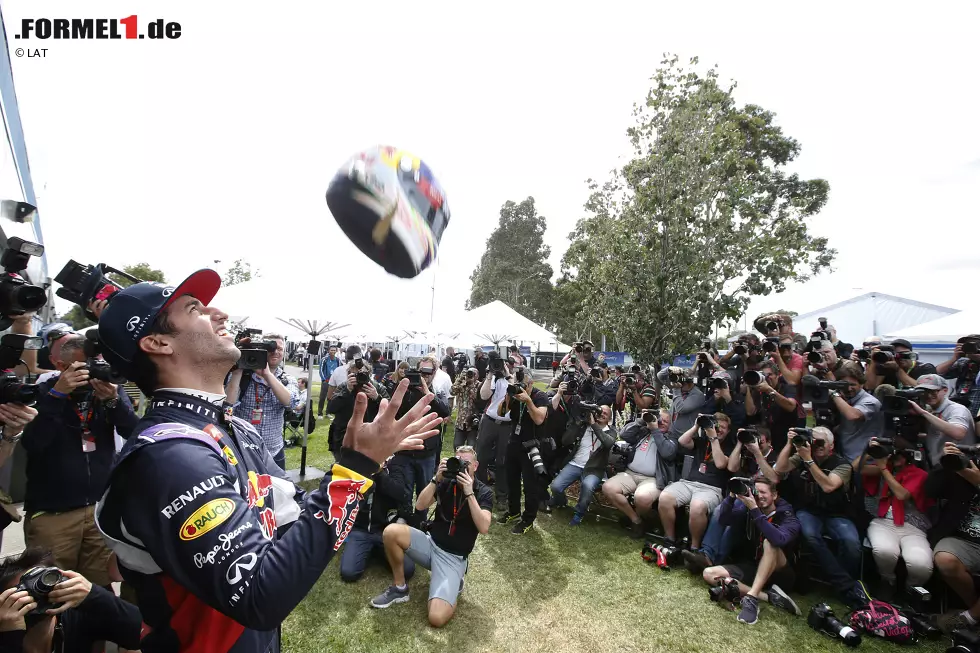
top-left (0, 237), bottom-right (47, 329)
top-left (234, 329), bottom-right (277, 371)
top-left (82, 330), bottom-right (127, 384)
top-left (54, 260), bottom-right (142, 321)
top-left (444, 455), bottom-right (471, 481)
top-left (0, 334), bottom-right (43, 405)
top-left (941, 444), bottom-right (980, 473)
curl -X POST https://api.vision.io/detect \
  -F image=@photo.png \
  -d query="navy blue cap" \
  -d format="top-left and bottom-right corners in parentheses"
top-left (98, 269), bottom-right (221, 376)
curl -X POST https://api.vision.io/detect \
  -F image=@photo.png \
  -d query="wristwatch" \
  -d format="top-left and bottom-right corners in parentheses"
top-left (803, 459), bottom-right (815, 466)
top-left (103, 397), bottom-right (119, 409)
top-left (1, 430), bottom-right (23, 445)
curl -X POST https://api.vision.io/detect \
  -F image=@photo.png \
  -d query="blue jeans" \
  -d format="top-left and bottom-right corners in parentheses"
top-left (700, 507), bottom-right (740, 565)
top-left (390, 454), bottom-right (437, 523)
top-left (273, 448), bottom-right (286, 473)
top-left (549, 463), bottom-right (602, 517)
top-left (796, 509), bottom-right (862, 595)
top-left (339, 528), bottom-right (415, 582)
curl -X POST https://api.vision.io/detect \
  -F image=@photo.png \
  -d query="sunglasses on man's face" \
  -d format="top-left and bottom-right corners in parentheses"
top-left (811, 439), bottom-right (827, 449)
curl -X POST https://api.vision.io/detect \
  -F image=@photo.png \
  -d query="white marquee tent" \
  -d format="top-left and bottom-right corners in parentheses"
top-left (793, 292), bottom-right (959, 354)
top-left (883, 307), bottom-right (980, 364)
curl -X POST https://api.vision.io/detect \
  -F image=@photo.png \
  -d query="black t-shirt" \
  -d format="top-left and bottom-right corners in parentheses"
top-left (508, 387), bottom-right (551, 442)
top-left (755, 381), bottom-right (803, 452)
top-left (429, 479), bottom-right (493, 557)
top-left (882, 361), bottom-right (937, 389)
top-left (687, 432), bottom-right (735, 490)
top-left (442, 355), bottom-right (457, 382)
top-left (738, 445), bottom-right (778, 479)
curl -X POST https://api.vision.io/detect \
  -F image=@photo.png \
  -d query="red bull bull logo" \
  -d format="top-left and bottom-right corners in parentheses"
top-left (314, 474), bottom-right (368, 550)
top-left (258, 507), bottom-right (277, 540)
top-left (247, 471), bottom-right (273, 509)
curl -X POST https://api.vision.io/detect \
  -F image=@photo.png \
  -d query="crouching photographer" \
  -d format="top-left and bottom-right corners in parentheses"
top-left (702, 478), bottom-right (802, 625)
top-left (339, 459), bottom-right (415, 583)
top-left (857, 440), bottom-right (933, 601)
top-left (0, 547), bottom-right (142, 652)
top-left (496, 368), bottom-right (550, 535)
top-left (21, 333), bottom-right (137, 589)
top-left (775, 426), bottom-right (867, 609)
top-left (603, 409), bottom-right (678, 538)
top-left (372, 447), bottom-right (492, 628)
top-left (549, 404), bottom-right (616, 526)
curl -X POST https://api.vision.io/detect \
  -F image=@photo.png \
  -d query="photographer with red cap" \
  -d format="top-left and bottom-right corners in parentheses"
top-left (92, 270), bottom-right (443, 653)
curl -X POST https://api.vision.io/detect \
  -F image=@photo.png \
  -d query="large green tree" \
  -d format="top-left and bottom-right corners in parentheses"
top-left (62, 263), bottom-right (167, 329)
top-left (224, 259), bottom-right (257, 286)
top-left (560, 55), bottom-right (835, 364)
top-left (466, 197), bottom-right (555, 327)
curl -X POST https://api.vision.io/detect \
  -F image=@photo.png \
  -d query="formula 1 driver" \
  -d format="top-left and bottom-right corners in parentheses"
top-left (93, 270), bottom-right (442, 652)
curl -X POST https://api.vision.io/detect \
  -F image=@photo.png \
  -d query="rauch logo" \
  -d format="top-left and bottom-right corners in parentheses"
top-left (179, 498), bottom-right (236, 541)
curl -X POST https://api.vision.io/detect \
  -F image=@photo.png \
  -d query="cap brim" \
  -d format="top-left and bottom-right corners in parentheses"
top-left (162, 269), bottom-right (222, 311)
top-left (957, 335), bottom-right (980, 344)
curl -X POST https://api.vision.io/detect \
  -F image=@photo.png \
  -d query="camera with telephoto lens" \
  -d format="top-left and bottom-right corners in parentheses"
top-left (882, 388), bottom-right (928, 415)
top-left (807, 350), bottom-right (824, 364)
top-left (947, 628), bottom-right (980, 653)
top-left (696, 413), bottom-right (716, 429)
top-left (806, 331), bottom-right (830, 352)
top-left (488, 350), bottom-right (505, 376)
top-left (736, 428), bottom-right (758, 445)
top-left (16, 566), bottom-right (65, 615)
top-left (354, 370), bottom-right (371, 387)
top-left (623, 373), bottom-right (636, 386)
top-left (941, 444), bottom-right (980, 472)
top-left (866, 437), bottom-right (895, 459)
top-left (733, 343), bottom-right (748, 356)
top-left (872, 345), bottom-right (896, 365)
top-left (507, 383), bottom-right (523, 396)
top-left (728, 476), bottom-right (754, 496)
top-left (641, 410), bottom-right (657, 424)
top-left (857, 348), bottom-right (874, 361)
top-left (54, 260), bottom-right (142, 321)
top-left (801, 374), bottom-right (850, 404)
top-left (82, 330), bottom-right (127, 384)
top-left (709, 577), bottom-right (741, 603)
top-left (667, 368), bottom-right (691, 385)
top-left (762, 336), bottom-right (780, 353)
top-left (963, 342), bottom-right (980, 356)
top-left (465, 367), bottom-right (476, 380)
top-left (808, 603), bottom-right (861, 647)
top-left (524, 441), bottom-right (547, 475)
top-left (743, 369), bottom-right (763, 386)
top-left (444, 455), bottom-right (470, 481)
top-left (0, 237), bottom-right (47, 329)
top-left (790, 427), bottom-right (813, 447)
top-left (579, 402), bottom-right (602, 418)
top-left (765, 319), bottom-right (782, 333)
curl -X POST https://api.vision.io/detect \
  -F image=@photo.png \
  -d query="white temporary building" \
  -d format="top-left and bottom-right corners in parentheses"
top-left (458, 300), bottom-right (569, 352)
top-left (794, 292), bottom-right (959, 357)
top-left (883, 307), bottom-right (980, 365)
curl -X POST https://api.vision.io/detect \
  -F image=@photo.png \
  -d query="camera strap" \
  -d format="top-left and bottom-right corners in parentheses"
top-left (448, 483), bottom-right (462, 536)
top-left (73, 402), bottom-right (96, 452)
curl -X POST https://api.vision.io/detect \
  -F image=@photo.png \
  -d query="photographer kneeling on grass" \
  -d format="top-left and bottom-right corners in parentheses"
top-left (659, 412), bottom-right (734, 551)
top-left (702, 477), bottom-right (801, 625)
top-left (372, 447), bottom-right (492, 628)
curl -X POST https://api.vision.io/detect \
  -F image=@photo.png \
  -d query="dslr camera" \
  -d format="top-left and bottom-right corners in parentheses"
top-left (54, 260), bottom-right (142, 321)
top-left (82, 330), bottom-right (127, 384)
top-left (488, 350), bottom-right (506, 377)
top-left (0, 237), bottom-right (47, 329)
top-left (948, 628), bottom-right (980, 653)
top-left (790, 427), bottom-right (813, 447)
top-left (524, 440), bottom-right (547, 475)
top-left (728, 476), bottom-right (754, 496)
top-left (444, 455), bottom-right (470, 481)
top-left (941, 444), bottom-right (980, 473)
top-left (667, 367), bottom-right (691, 385)
top-left (695, 413), bottom-right (716, 429)
top-left (736, 428), bottom-right (758, 445)
top-left (0, 334), bottom-right (43, 406)
top-left (762, 336), bottom-right (781, 353)
top-left (866, 437), bottom-right (894, 459)
top-left (871, 345), bottom-right (896, 365)
top-left (808, 603), bottom-right (861, 647)
top-left (16, 566), bottom-right (65, 615)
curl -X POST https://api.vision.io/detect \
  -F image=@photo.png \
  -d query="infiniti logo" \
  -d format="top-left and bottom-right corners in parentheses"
top-left (225, 552), bottom-right (258, 585)
top-left (161, 287), bottom-right (174, 297)
top-left (126, 316), bottom-right (141, 332)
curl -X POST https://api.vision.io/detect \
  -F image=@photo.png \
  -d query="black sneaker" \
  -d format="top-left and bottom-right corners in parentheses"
top-left (370, 585), bottom-right (409, 609)
top-left (497, 512), bottom-right (520, 525)
top-left (629, 521), bottom-right (646, 539)
top-left (737, 595), bottom-right (759, 625)
top-left (767, 584), bottom-right (801, 616)
top-left (511, 519), bottom-right (533, 535)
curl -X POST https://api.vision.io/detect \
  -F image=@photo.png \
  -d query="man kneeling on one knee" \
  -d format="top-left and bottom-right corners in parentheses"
top-left (602, 409), bottom-right (677, 538)
top-left (659, 413), bottom-right (734, 550)
top-left (371, 446), bottom-right (492, 627)
top-left (702, 478), bottom-right (802, 625)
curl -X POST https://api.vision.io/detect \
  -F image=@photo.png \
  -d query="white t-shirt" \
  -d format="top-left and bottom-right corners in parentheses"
top-left (484, 378), bottom-right (511, 422)
top-left (571, 427), bottom-right (604, 467)
top-left (432, 369), bottom-right (452, 403)
top-left (328, 363), bottom-right (350, 388)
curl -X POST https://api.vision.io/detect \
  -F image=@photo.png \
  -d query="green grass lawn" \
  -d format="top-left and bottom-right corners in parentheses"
top-left (280, 381), bottom-right (948, 653)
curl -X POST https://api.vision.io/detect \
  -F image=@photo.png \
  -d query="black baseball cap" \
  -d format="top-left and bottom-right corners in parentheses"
top-left (890, 339), bottom-right (913, 350)
top-left (98, 269), bottom-right (221, 377)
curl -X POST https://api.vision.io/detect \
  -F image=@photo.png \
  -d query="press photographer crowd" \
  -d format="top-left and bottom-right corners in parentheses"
top-left (1, 247), bottom-right (980, 652)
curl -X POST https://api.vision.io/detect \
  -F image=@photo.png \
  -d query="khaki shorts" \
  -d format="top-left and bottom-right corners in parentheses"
top-left (935, 537), bottom-right (980, 574)
top-left (604, 470), bottom-right (661, 504)
top-left (661, 480), bottom-right (723, 512)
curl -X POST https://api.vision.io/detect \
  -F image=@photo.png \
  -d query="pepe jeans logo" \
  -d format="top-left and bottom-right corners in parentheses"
top-left (126, 316), bottom-right (141, 332)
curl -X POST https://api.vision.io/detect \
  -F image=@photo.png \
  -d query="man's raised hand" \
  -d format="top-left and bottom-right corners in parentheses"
top-left (343, 378), bottom-right (442, 464)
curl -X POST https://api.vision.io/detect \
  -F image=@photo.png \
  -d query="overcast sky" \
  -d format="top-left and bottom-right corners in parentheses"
top-left (4, 1), bottom-right (979, 339)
